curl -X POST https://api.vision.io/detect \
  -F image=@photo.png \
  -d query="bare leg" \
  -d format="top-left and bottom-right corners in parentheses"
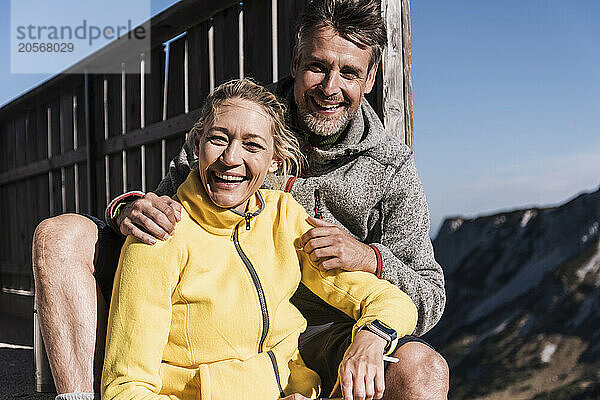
top-left (383, 342), bottom-right (449, 400)
top-left (32, 214), bottom-right (108, 394)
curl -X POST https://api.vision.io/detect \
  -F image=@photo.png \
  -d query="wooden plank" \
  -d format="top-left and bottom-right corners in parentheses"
top-left (401, 0), bottom-right (414, 151)
top-left (60, 92), bottom-right (74, 152)
top-left (7, 182), bottom-right (17, 270)
top-left (91, 74), bottom-right (106, 217)
top-left (51, 169), bottom-right (62, 216)
top-left (187, 22), bottom-right (210, 110)
top-left (0, 186), bottom-right (6, 269)
top-left (126, 59), bottom-right (143, 191)
top-left (60, 91), bottom-right (76, 212)
top-left (0, 148), bottom-right (86, 185)
top-left (15, 178), bottom-right (26, 273)
top-left (213, 5), bottom-right (240, 85)
top-left (0, 123), bottom-right (8, 172)
top-left (1, 185), bottom-right (9, 268)
top-left (102, 109), bottom-right (200, 154)
top-left (277, 0), bottom-right (304, 79)
top-left (167, 36), bottom-right (186, 119)
top-left (74, 81), bottom-right (87, 213)
top-left (23, 177), bottom-right (37, 279)
top-left (14, 117), bottom-right (26, 168)
top-left (126, 61), bottom-right (142, 133)
top-left (12, 117), bottom-right (28, 274)
top-left (106, 74), bottom-right (122, 138)
top-left (126, 147), bottom-right (143, 191)
top-left (36, 104), bottom-right (49, 164)
top-left (78, 161), bottom-right (89, 214)
top-left (144, 46), bottom-right (166, 193)
top-left (49, 99), bottom-right (61, 157)
top-left (0, 108), bottom-right (201, 185)
top-left (6, 120), bottom-right (16, 170)
top-left (75, 81), bottom-right (86, 148)
top-left (96, 154), bottom-right (108, 217)
top-left (24, 110), bottom-right (38, 164)
top-left (381, 0), bottom-right (408, 147)
top-left (106, 72), bottom-right (124, 200)
top-left (63, 166), bottom-right (76, 212)
top-left (0, 149), bottom-right (86, 181)
top-left (47, 99), bottom-right (63, 216)
top-left (145, 142), bottom-right (163, 192)
top-left (36, 173), bottom-right (50, 222)
top-left (145, 46), bottom-right (166, 125)
top-left (108, 153), bottom-right (124, 202)
top-left (243, 0), bottom-right (272, 84)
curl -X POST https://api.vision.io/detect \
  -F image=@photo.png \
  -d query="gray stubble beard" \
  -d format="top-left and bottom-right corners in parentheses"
top-left (297, 102), bottom-right (355, 137)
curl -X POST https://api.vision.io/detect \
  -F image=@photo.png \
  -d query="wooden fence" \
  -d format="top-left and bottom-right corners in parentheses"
top-left (0, 0), bottom-right (413, 306)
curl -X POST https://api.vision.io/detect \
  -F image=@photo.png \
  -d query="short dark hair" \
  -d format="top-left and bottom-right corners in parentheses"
top-left (296, 0), bottom-right (387, 71)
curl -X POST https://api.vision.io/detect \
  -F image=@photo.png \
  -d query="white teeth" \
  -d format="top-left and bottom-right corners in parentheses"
top-left (214, 172), bottom-right (244, 182)
top-left (313, 98), bottom-right (341, 109)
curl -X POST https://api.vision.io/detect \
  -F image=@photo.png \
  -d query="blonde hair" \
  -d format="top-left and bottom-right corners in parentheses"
top-left (189, 78), bottom-right (304, 180)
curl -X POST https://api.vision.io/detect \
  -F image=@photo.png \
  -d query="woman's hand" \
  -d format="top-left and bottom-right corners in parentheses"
top-left (331, 330), bottom-right (387, 400)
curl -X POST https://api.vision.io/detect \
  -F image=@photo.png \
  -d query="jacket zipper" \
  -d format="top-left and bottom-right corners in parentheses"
top-left (267, 350), bottom-right (285, 398)
top-left (233, 223), bottom-right (269, 352)
top-left (232, 222), bottom-right (284, 394)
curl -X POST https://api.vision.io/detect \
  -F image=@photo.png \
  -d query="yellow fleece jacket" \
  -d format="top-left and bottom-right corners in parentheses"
top-left (101, 171), bottom-right (417, 400)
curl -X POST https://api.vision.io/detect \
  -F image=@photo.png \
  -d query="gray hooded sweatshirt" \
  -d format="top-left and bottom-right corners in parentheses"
top-left (110, 77), bottom-right (445, 336)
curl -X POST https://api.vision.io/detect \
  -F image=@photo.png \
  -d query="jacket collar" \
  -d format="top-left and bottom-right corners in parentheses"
top-left (176, 171), bottom-right (265, 236)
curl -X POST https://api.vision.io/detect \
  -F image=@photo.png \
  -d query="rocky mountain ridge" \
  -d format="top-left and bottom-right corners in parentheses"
top-left (425, 186), bottom-right (600, 399)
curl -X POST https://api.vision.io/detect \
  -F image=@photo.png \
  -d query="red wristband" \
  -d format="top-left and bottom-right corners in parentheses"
top-left (369, 244), bottom-right (383, 278)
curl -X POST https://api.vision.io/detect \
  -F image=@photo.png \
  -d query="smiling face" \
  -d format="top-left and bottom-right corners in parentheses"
top-left (291, 26), bottom-right (377, 137)
top-left (194, 98), bottom-right (279, 213)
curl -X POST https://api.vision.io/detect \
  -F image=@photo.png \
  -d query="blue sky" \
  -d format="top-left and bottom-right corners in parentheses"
top-left (412, 0), bottom-right (600, 234)
top-left (1, 0), bottom-right (599, 235)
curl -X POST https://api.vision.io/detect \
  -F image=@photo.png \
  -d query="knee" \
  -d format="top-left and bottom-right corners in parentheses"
top-left (387, 342), bottom-right (449, 399)
top-left (33, 214), bottom-right (98, 275)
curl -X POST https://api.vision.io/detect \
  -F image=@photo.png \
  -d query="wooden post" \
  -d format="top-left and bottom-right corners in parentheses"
top-left (381, 0), bottom-right (414, 153)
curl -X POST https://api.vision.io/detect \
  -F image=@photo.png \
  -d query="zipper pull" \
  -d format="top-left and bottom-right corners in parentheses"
top-left (244, 214), bottom-right (252, 230)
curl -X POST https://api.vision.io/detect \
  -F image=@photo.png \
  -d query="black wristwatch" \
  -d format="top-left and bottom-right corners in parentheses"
top-left (358, 320), bottom-right (398, 353)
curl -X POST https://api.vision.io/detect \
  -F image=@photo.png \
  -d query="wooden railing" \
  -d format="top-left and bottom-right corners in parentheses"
top-left (0, 0), bottom-right (412, 299)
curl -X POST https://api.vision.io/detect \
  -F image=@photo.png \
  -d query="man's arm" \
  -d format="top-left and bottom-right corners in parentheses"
top-left (369, 155), bottom-right (445, 336)
top-left (301, 156), bottom-right (445, 336)
top-left (104, 134), bottom-right (195, 244)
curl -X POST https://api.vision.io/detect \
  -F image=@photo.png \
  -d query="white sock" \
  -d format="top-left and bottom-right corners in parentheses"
top-left (55, 393), bottom-right (97, 400)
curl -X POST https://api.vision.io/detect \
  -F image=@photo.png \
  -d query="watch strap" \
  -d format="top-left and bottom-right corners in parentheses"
top-left (358, 319), bottom-right (399, 355)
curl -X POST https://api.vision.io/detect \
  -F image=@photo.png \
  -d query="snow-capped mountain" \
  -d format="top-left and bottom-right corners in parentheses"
top-left (426, 186), bottom-right (600, 399)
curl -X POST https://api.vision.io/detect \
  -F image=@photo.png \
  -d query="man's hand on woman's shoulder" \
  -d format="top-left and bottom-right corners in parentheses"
top-left (116, 192), bottom-right (182, 244)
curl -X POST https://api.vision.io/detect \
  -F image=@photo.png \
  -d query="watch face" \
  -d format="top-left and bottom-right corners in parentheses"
top-left (371, 320), bottom-right (398, 341)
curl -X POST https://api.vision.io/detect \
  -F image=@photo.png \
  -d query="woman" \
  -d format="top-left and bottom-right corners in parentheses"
top-left (101, 79), bottom-right (417, 400)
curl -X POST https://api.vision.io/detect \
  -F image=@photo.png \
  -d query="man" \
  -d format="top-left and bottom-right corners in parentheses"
top-left (32, 1), bottom-right (448, 399)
